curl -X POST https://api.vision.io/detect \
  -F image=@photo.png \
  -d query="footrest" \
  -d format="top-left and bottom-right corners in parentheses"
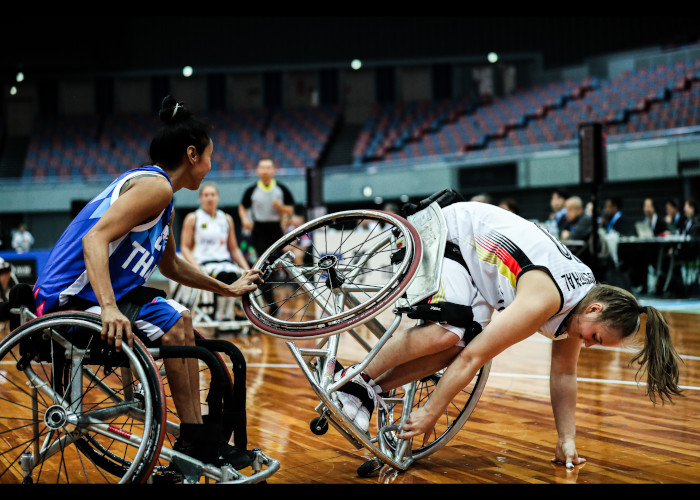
top-left (286, 341), bottom-right (414, 471)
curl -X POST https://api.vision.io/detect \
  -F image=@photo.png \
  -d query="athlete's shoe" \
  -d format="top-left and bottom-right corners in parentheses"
top-left (334, 364), bottom-right (385, 433)
top-left (219, 443), bottom-right (257, 470)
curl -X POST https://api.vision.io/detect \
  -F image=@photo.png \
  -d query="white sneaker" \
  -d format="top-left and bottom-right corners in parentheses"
top-left (334, 365), bottom-right (384, 433)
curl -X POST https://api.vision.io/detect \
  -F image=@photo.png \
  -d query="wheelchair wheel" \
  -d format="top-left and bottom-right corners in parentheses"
top-left (377, 360), bottom-right (491, 461)
top-left (242, 210), bottom-right (422, 338)
top-left (0, 311), bottom-right (166, 484)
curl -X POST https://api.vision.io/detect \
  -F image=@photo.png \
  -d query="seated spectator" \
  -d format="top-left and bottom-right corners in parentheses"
top-left (664, 198), bottom-right (686, 234)
top-left (631, 198), bottom-right (668, 294)
top-left (642, 198), bottom-right (668, 236)
top-left (11, 224), bottom-right (34, 254)
top-left (675, 197), bottom-right (700, 262)
top-left (283, 214), bottom-right (312, 265)
top-left (549, 188), bottom-right (570, 235)
top-left (680, 197), bottom-right (699, 239)
top-left (471, 193), bottom-right (492, 204)
top-left (0, 259), bottom-right (11, 303)
top-left (498, 198), bottom-right (519, 215)
top-left (559, 196), bottom-right (597, 272)
top-left (560, 196), bottom-right (593, 242)
top-left (601, 197), bottom-right (635, 236)
top-left (666, 197), bottom-right (700, 297)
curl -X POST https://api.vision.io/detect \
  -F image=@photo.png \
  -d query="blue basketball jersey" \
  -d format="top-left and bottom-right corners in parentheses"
top-left (34, 165), bottom-right (173, 316)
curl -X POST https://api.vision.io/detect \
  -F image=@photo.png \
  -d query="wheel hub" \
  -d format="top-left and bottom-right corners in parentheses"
top-left (44, 405), bottom-right (78, 432)
top-left (317, 254), bottom-right (338, 270)
top-left (318, 255), bottom-right (346, 289)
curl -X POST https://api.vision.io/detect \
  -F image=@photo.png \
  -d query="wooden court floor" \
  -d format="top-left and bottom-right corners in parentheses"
top-left (0, 306), bottom-right (697, 485)
top-left (218, 307), bottom-right (700, 485)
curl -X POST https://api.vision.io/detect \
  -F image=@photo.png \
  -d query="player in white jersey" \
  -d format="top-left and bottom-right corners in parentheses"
top-left (34, 96), bottom-right (263, 470)
top-left (336, 199), bottom-right (681, 469)
top-left (181, 182), bottom-right (250, 321)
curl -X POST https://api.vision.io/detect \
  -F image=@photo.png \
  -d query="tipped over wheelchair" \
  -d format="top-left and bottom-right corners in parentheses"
top-left (0, 285), bottom-right (279, 484)
top-left (241, 189), bottom-right (491, 477)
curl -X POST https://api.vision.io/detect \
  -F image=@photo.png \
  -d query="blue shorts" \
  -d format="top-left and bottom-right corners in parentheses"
top-left (85, 296), bottom-right (188, 343)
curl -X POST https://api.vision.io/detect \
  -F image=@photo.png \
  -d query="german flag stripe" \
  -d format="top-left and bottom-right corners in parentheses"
top-left (472, 231), bottom-right (533, 288)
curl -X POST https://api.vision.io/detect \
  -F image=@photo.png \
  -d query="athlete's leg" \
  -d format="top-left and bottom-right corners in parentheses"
top-left (160, 310), bottom-right (202, 424)
top-left (364, 258), bottom-right (490, 388)
top-left (365, 322), bottom-right (463, 388)
top-left (135, 296), bottom-right (256, 466)
top-left (335, 258), bottom-right (492, 431)
top-left (373, 325), bottom-right (465, 390)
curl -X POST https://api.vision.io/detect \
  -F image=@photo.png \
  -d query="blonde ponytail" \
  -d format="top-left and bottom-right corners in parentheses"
top-left (629, 305), bottom-right (683, 404)
top-left (581, 284), bottom-right (683, 404)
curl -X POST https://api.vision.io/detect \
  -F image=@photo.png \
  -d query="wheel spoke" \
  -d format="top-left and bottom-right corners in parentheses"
top-left (244, 210), bottom-right (421, 337)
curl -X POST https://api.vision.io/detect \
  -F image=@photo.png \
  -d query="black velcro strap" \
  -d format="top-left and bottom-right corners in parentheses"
top-left (390, 247), bottom-right (406, 264)
top-left (214, 271), bottom-right (242, 285)
top-left (400, 301), bottom-right (474, 329)
top-left (400, 188), bottom-right (465, 217)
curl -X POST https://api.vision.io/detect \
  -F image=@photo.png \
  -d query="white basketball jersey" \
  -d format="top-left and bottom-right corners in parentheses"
top-left (192, 208), bottom-right (231, 263)
top-left (442, 202), bottom-right (596, 339)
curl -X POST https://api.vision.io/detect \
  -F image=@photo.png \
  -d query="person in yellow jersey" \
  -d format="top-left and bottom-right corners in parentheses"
top-left (238, 158), bottom-right (294, 311)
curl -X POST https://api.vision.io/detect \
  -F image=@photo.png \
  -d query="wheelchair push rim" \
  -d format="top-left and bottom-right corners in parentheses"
top-left (0, 311), bottom-right (166, 484)
top-left (242, 210), bottom-right (423, 339)
top-left (377, 359), bottom-right (492, 462)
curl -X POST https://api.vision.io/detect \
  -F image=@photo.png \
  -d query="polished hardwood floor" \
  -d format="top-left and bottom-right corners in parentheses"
top-left (214, 306), bottom-right (700, 485)
top-left (1, 305), bottom-right (698, 484)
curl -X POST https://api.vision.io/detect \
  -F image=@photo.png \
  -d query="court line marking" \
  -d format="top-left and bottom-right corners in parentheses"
top-left (523, 335), bottom-right (700, 362)
top-left (244, 363), bottom-right (700, 391)
top-left (487, 371), bottom-right (700, 391)
top-left (2, 360), bottom-right (696, 391)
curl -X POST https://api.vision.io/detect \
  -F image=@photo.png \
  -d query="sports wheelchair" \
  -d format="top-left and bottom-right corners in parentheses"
top-left (0, 287), bottom-right (279, 484)
top-left (241, 202), bottom-right (491, 477)
top-left (170, 282), bottom-right (252, 336)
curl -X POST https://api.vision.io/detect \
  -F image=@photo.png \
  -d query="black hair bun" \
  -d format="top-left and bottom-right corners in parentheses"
top-left (158, 95), bottom-right (191, 123)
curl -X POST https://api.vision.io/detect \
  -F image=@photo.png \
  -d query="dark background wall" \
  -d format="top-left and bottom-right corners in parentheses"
top-left (3, 16), bottom-right (699, 78)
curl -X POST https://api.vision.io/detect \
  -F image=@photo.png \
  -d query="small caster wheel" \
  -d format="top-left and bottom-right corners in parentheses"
top-left (310, 416), bottom-right (329, 435)
top-left (357, 457), bottom-right (383, 477)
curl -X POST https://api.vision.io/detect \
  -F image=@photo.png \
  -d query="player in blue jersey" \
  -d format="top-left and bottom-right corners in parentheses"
top-left (33, 96), bottom-right (263, 470)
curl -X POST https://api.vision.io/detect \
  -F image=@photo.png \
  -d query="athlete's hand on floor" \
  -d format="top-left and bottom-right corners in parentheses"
top-left (552, 437), bottom-right (586, 469)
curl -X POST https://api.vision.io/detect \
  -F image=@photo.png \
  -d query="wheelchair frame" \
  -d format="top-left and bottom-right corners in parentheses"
top-left (170, 282), bottom-right (252, 335)
top-left (242, 207), bottom-right (491, 476)
top-left (0, 305), bottom-right (279, 484)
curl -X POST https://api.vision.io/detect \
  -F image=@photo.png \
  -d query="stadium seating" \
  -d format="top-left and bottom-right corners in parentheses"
top-left (22, 105), bottom-right (340, 182)
top-left (352, 59), bottom-right (700, 164)
top-left (17, 59), bottom-right (700, 181)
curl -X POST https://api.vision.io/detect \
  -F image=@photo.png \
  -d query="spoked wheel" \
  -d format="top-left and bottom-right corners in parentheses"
top-left (242, 210), bottom-right (422, 338)
top-left (376, 360), bottom-right (491, 462)
top-left (0, 312), bottom-right (166, 484)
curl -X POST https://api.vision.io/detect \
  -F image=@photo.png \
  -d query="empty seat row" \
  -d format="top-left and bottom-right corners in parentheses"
top-left (22, 105), bottom-right (341, 182)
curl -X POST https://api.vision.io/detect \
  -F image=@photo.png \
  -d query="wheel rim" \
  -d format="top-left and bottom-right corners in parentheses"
top-left (0, 312), bottom-right (165, 484)
top-left (243, 210), bottom-right (422, 338)
top-left (377, 361), bottom-right (491, 460)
